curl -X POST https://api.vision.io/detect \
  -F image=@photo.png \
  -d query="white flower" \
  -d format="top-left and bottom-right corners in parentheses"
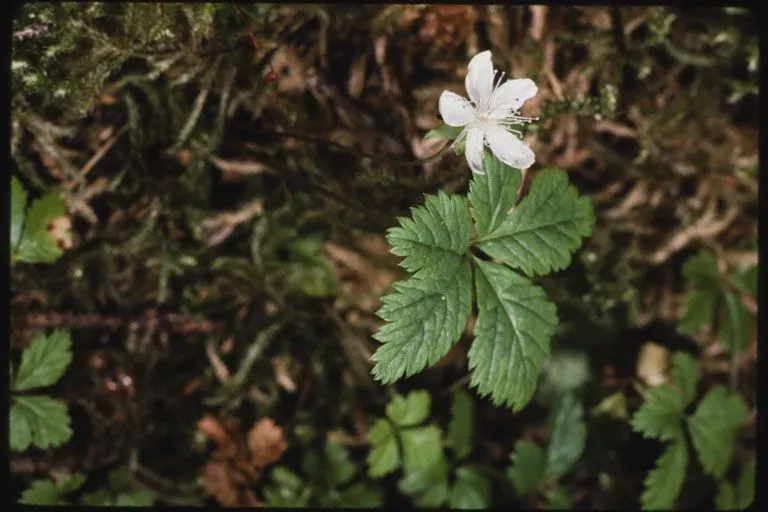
top-left (438, 50), bottom-right (538, 174)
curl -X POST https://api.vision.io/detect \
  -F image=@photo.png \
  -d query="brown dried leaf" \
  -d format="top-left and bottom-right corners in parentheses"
top-left (198, 415), bottom-right (238, 459)
top-left (247, 418), bottom-right (287, 469)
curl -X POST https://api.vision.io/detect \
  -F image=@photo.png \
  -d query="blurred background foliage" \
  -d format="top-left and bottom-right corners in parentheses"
top-left (10, 4), bottom-right (757, 508)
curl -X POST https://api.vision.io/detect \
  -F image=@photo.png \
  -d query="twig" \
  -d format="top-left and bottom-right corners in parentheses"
top-left (21, 311), bottom-right (224, 334)
top-left (67, 125), bottom-right (129, 191)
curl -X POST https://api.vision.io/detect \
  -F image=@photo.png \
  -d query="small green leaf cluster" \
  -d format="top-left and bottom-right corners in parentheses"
top-left (630, 352), bottom-right (750, 510)
top-left (507, 392), bottom-right (587, 508)
top-left (80, 467), bottom-right (156, 507)
top-left (10, 329), bottom-right (74, 453)
top-left (367, 389), bottom-right (492, 508)
top-left (263, 439), bottom-right (382, 508)
top-left (11, 175), bottom-right (69, 265)
top-left (18, 467), bottom-right (155, 506)
top-left (372, 153), bottom-right (594, 411)
top-left (677, 250), bottom-right (756, 353)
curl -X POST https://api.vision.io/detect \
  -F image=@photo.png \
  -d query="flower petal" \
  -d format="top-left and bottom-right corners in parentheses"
top-left (485, 124), bottom-right (535, 170)
top-left (438, 90), bottom-right (475, 127)
top-left (465, 50), bottom-right (494, 106)
top-left (465, 127), bottom-right (486, 174)
top-left (489, 78), bottom-right (538, 118)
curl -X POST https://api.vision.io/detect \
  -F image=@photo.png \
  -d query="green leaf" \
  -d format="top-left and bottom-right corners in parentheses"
top-left (630, 386), bottom-right (685, 441)
top-left (264, 466), bottom-right (312, 507)
top-left (19, 479), bottom-right (65, 505)
top-left (677, 287), bottom-right (718, 335)
top-left (682, 251), bottom-right (719, 284)
top-left (730, 264), bottom-right (757, 297)
top-left (670, 352), bottom-right (700, 407)
top-left (687, 386), bottom-right (748, 479)
top-left (425, 123), bottom-right (463, 140)
top-left (718, 290), bottom-right (752, 353)
top-left (447, 389), bottom-right (474, 460)
top-left (81, 488), bottom-right (113, 506)
top-left (508, 439), bottom-right (547, 495)
top-left (641, 439), bottom-right (688, 510)
top-left (469, 152), bottom-right (522, 237)
top-left (10, 395), bottom-right (72, 451)
top-left (398, 455), bottom-right (450, 508)
top-left (386, 191), bottom-right (471, 279)
top-left (53, 472), bottom-right (87, 494)
top-left (545, 393), bottom-right (586, 480)
top-left (114, 491), bottom-right (155, 507)
top-left (544, 486), bottom-right (573, 509)
top-left (475, 169), bottom-right (594, 277)
top-left (470, 259), bottom-right (558, 410)
top-left (304, 440), bottom-right (355, 488)
top-left (13, 329), bottom-right (73, 391)
top-left (11, 175), bottom-right (28, 252)
top-left (325, 441), bottom-right (355, 488)
top-left (327, 483), bottom-right (383, 508)
top-left (716, 459), bottom-right (755, 510)
top-left (15, 191), bottom-right (66, 264)
top-left (386, 390), bottom-right (431, 427)
top-left (401, 425), bottom-right (443, 473)
top-left (449, 465), bottom-right (491, 509)
top-left (367, 419), bottom-right (400, 478)
top-left (372, 260), bottom-right (472, 384)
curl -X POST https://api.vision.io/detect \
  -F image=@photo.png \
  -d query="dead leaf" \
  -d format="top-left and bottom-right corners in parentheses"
top-left (247, 418), bottom-right (287, 469)
top-left (203, 461), bottom-right (261, 508)
top-left (198, 415), bottom-right (238, 459)
top-left (209, 155), bottom-right (274, 176)
top-left (529, 6), bottom-right (549, 41)
top-left (636, 342), bottom-right (669, 387)
top-left (272, 358), bottom-right (297, 393)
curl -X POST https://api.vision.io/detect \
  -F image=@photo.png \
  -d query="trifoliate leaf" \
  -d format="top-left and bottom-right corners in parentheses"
top-left (630, 386), bottom-right (685, 441)
top-left (372, 261), bottom-right (472, 384)
top-left (677, 287), bottom-right (718, 335)
top-left (114, 491), bottom-right (155, 506)
top-left (715, 459), bottom-right (755, 510)
top-left (18, 479), bottom-right (64, 505)
top-left (449, 465), bottom-right (491, 509)
top-left (11, 175), bottom-right (28, 252)
top-left (470, 259), bottom-right (557, 411)
top-left (447, 389), bottom-right (474, 460)
top-left (641, 439), bottom-right (688, 510)
top-left (468, 152), bottom-right (522, 237)
top-left (10, 395), bottom-right (73, 451)
top-left (670, 352), bottom-right (700, 407)
top-left (507, 439), bottom-right (547, 495)
top-left (367, 419), bottom-right (400, 478)
top-left (398, 454), bottom-right (450, 508)
top-left (401, 425), bottom-right (443, 472)
top-left (718, 290), bottom-right (752, 353)
top-left (15, 191), bottom-right (67, 264)
top-left (682, 251), bottom-right (719, 284)
top-left (545, 393), bottom-right (586, 480)
top-left (687, 386), bottom-right (748, 479)
top-left (475, 169), bottom-right (594, 277)
top-left (13, 329), bottom-right (73, 391)
top-left (425, 123), bottom-right (463, 140)
top-left (387, 390), bottom-right (431, 427)
top-left (386, 191), bottom-right (471, 279)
